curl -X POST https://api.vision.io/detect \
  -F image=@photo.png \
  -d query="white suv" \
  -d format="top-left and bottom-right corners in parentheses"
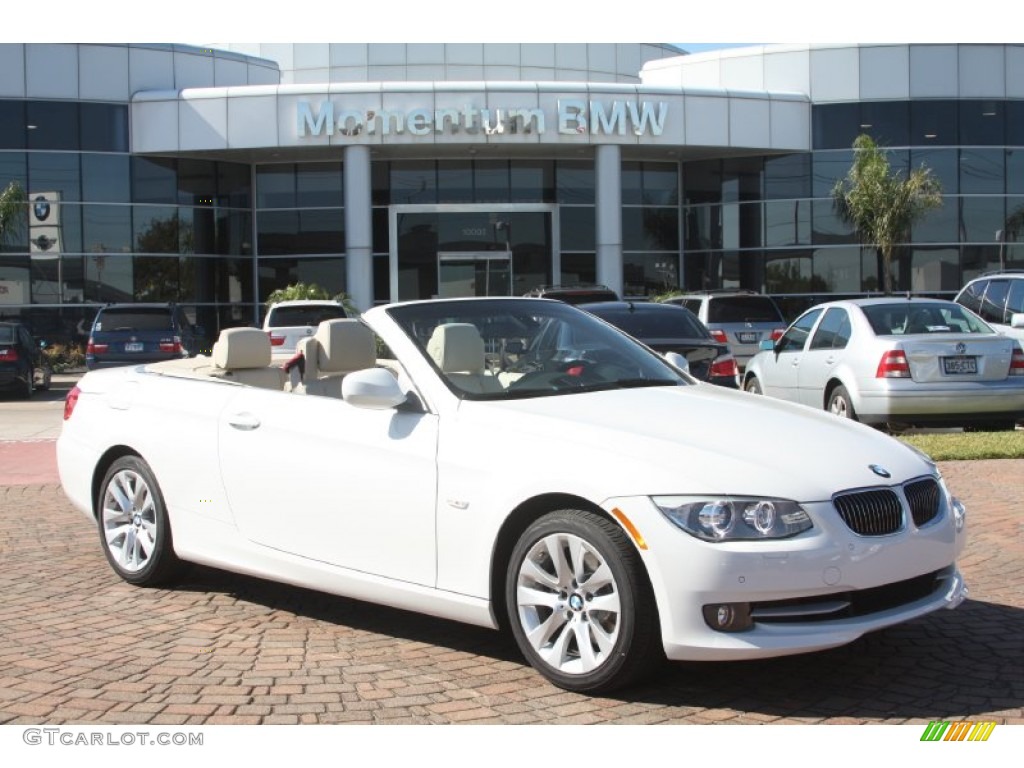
top-left (263, 300), bottom-right (351, 359)
top-left (954, 272), bottom-right (1024, 342)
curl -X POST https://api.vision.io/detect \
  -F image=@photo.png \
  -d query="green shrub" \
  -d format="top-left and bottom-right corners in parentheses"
top-left (42, 342), bottom-right (86, 372)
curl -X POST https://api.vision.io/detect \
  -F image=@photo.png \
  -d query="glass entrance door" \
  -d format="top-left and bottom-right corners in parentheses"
top-left (390, 205), bottom-right (556, 302)
top-left (438, 251), bottom-right (511, 298)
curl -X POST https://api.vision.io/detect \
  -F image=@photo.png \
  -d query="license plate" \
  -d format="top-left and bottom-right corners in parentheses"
top-left (737, 332), bottom-right (759, 344)
top-left (125, 342), bottom-right (144, 353)
top-left (942, 356), bottom-right (977, 375)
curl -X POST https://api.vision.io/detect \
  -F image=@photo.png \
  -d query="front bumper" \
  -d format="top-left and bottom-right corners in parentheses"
top-left (604, 486), bottom-right (967, 661)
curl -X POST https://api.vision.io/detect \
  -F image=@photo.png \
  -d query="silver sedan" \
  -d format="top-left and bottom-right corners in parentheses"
top-left (743, 298), bottom-right (1024, 430)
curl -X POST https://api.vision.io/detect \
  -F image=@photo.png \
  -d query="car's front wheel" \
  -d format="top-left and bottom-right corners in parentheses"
top-left (827, 384), bottom-right (857, 421)
top-left (744, 376), bottom-right (762, 395)
top-left (506, 509), bottom-right (661, 694)
top-left (98, 456), bottom-right (181, 586)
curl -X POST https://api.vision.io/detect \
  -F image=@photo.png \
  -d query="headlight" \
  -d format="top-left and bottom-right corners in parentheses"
top-left (652, 496), bottom-right (813, 542)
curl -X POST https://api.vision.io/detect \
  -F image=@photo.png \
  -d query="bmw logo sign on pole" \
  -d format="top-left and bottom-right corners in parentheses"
top-left (33, 195), bottom-right (51, 222)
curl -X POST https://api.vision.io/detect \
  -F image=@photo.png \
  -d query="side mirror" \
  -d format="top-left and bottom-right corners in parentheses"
top-left (1011, 313), bottom-right (1024, 330)
top-left (342, 368), bottom-right (407, 410)
top-left (663, 351), bottom-right (690, 375)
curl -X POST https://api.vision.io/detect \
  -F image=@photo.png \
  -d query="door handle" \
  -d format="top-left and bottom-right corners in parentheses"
top-left (227, 412), bottom-right (261, 431)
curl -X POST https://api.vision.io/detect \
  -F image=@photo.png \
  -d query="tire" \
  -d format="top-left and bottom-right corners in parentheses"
top-left (827, 384), bottom-right (857, 421)
top-left (97, 456), bottom-right (181, 586)
top-left (20, 368), bottom-right (32, 400)
top-left (744, 376), bottom-right (762, 395)
top-left (506, 509), bottom-right (662, 694)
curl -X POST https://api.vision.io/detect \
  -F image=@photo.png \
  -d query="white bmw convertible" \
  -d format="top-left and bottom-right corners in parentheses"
top-left (58, 298), bottom-right (968, 694)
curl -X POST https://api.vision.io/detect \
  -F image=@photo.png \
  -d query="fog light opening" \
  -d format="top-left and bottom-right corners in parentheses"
top-left (702, 602), bottom-right (753, 632)
top-left (952, 497), bottom-right (966, 533)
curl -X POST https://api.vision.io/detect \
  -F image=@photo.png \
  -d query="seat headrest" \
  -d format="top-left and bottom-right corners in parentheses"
top-left (213, 328), bottom-right (272, 370)
top-left (426, 323), bottom-right (486, 374)
top-left (313, 319), bottom-right (377, 374)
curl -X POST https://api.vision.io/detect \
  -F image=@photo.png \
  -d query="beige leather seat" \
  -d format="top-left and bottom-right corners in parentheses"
top-left (295, 319), bottom-right (377, 398)
top-left (209, 328), bottom-right (285, 389)
top-left (426, 323), bottom-right (504, 395)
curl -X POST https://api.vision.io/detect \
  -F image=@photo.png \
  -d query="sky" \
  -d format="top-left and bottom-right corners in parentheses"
top-left (0, 1), bottom-right (1013, 44)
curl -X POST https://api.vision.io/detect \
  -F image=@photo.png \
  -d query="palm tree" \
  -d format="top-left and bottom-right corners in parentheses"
top-left (831, 134), bottom-right (943, 294)
top-left (0, 180), bottom-right (27, 249)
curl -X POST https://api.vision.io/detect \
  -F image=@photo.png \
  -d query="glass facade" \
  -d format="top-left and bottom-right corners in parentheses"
top-left (1, 98), bottom-right (252, 343)
top-left (5, 91), bottom-right (1024, 342)
top-left (680, 98), bottom-right (1024, 318)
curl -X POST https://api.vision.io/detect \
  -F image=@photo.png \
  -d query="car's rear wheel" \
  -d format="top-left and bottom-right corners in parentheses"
top-left (827, 384), bottom-right (857, 421)
top-left (19, 369), bottom-right (32, 400)
top-left (744, 376), bottom-right (762, 395)
top-left (98, 456), bottom-right (181, 586)
top-left (506, 509), bottom-right (661, 694)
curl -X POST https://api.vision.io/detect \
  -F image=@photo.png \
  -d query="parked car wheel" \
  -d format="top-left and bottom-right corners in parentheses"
top-left (827, 385), bottom-right (857, 421)
top-left (98, 456), bottom-right (181, 586)
top-left (19, 370), bottom-right (32, 400)
top-left (506, 509), bottom-right (661, 694)
top-left (744, 376), bottom-right (762, 395)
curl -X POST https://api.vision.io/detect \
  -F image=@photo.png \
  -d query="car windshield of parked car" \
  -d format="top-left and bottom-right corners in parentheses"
top-left (93, 308), bottom-right (174, 332)
top-left (387, 299), bottom-right (688, 399)
top-left (0, 325), bottom-right (16, 344)
top-left (267, 305), bottom-right (347, 327)
top-left (861, 303), bottom-right (994, 336)
top-left (585, 305), bottom-right (711, 340)
top-left (707, 296), bottom-right (783, 323)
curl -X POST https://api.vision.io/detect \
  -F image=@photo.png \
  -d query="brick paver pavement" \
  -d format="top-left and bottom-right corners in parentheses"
top-left (0, 462), bottom-right (1021, 725)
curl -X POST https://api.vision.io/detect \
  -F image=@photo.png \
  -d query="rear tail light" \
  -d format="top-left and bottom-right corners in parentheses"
top-left (268, 333), bottom-right (285, 347)
top-left (0, 347), bottom-right (18, 361)
top-left (770, 328), bottom-right (784, 342)
top-left (876, 350), bottom-right (911, 378)
top-left (158, 337), bottom-right (183, 353)
top-left (710, 355), bottom-right (739, 379)
top-left (85, 339), bottom-right (108, 354)
top-left (1011, 346), bottom-right (1024, 376)
top-left (63, 385), bottom-right (81, 421)
top-left (710, 329), bottom-right (728, 344)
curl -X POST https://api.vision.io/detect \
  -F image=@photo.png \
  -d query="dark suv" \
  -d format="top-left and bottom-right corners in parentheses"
top-left (524, 284), bottom-right (619, 305)
top-left (0, 322), bottom-right (52, 398)
top-left (86, 303), bottom-right (202, 370)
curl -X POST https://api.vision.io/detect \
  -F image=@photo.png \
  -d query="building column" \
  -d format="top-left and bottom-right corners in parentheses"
top-left (343, 145), bottom-right (374, 312)
top-left (595, 144), bottom-right (623, 297)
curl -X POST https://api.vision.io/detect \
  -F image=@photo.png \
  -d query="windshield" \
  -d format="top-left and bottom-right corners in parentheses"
top-left (707, 296), bottom-right (783, 323)
top-left (861, 302), bottom-right (994, 336)
top-left (387, 299), bottom-right (689, 399)
top-left (267, 304), bottom-right (347, 327)
top-left (584, 305), bottom-right (711, 340)
top-left (93, 308), bottom-right (173, 332)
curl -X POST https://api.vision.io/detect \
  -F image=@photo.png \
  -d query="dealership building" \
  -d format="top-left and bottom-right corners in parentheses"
top-left (2, 42), bottom-right (1023, 340)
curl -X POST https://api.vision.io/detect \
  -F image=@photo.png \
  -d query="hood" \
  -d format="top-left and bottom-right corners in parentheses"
top-left (459, 384), bottom-right (934, 502)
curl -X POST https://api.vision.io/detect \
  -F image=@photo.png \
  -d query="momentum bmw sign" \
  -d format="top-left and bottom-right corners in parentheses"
top-left (297, 99), bottom-right (668, 139)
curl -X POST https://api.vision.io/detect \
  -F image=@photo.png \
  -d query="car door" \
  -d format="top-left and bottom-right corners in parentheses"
top-left (217, 386), bottom-right (439, 587)
top-left (758, 308), bottom-right (823, 402)
top-left (797, 307), bottom-right (852, 408)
